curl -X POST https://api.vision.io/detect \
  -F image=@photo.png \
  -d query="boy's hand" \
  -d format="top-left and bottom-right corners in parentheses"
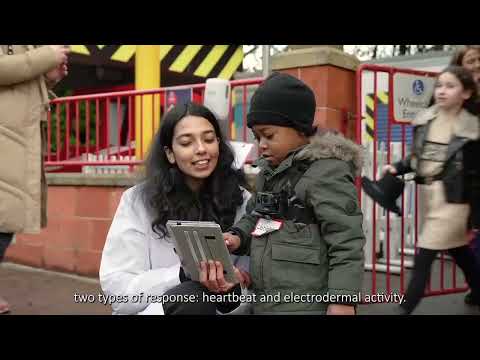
top-left (223, 232), bottom-right (240, 252)
top-left (327, 304), bottom-right (356, 315)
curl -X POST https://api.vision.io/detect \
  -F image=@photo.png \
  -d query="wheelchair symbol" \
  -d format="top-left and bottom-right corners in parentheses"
top-left (412, 80), bottom-right (425, 96)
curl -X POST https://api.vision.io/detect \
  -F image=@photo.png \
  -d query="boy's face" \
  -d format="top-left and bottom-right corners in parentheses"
top-left (252, 124), bottom-right (309, 167)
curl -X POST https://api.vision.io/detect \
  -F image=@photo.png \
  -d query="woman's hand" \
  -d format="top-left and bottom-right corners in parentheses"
top-left (199, 261), bottom-right (244, 293)
top-left (45, 62), bottom-right (68, 84)
top-left (237, 269), bottom-right (252, 289)
top-left (48, 45), bottom-right (70, 65)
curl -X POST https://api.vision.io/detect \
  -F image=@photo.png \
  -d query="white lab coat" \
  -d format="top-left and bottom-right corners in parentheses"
top-left (99, 185), bottom-right (251, 315)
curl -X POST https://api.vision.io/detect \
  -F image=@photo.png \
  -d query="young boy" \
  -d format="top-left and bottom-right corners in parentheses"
top-left (202, 73), bottom-right (366, 315)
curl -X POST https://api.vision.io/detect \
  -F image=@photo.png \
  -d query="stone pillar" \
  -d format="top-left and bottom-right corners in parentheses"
top-left (271, 45), bottom-right (359, 139)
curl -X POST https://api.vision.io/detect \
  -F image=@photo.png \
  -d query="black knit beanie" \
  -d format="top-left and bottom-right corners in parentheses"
top-left (247, 72), bottom-right (317, 136)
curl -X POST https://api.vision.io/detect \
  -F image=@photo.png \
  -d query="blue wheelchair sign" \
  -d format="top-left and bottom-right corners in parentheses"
top-left (412, 79), bottom-right (425, 96)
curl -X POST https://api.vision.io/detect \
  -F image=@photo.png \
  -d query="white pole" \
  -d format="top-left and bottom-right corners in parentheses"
top-left (262, 45), bottom-right (270, 78)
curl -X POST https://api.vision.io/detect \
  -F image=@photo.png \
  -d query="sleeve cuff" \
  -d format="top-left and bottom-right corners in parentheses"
top-left (229, 227), bottom-right (249, 256)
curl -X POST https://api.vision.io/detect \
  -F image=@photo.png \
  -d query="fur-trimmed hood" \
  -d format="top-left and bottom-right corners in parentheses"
top-left (414, 105), bottom-right (480, 140)
top-left (295, 131), bottom-right (364, 176)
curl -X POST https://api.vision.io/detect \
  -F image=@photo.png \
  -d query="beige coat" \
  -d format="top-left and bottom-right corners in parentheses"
top-left (0, 45), bottom-right (59, 234)
top-left (414, 107), bottom-right (480, 250)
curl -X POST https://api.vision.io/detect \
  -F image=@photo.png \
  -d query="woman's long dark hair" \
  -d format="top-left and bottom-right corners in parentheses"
top-left (139, 102), bottom-right (247, 238)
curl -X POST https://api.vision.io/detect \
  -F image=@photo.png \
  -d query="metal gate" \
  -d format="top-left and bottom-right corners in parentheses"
top-left (356, 64), bottom-right (470, 298)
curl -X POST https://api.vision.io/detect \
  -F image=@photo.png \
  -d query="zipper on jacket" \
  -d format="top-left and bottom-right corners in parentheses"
top-left (259, 234), bottom-right (269, 290)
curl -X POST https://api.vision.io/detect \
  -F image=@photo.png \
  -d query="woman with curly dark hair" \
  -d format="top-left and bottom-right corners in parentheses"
top-left (100, 102), bottom-right (252, 315)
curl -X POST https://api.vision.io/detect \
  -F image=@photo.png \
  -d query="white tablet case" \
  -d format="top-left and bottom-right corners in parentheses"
top-left (166, 220), bottom-right (238, 284)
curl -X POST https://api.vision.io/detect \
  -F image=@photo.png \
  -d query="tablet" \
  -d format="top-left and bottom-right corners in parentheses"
top-left (166, 220), bottom-right (238, 284)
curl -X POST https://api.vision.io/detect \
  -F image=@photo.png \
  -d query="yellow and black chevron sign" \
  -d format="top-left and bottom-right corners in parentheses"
top-left (70, 45), bottom-right (243, 80)
top-left (364, 91), bottom-right (388, 142)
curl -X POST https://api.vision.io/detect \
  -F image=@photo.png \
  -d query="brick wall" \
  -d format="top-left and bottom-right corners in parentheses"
top-left (5, 172), bottom-right (255, 278)
top-left (5, 174), bottom-right (135, 278)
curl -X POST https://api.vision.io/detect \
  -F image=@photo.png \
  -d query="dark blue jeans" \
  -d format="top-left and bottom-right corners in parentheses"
top-left (0, 233), bottom-right (13, 262)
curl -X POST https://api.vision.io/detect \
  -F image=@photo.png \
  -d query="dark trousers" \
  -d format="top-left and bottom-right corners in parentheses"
top-left (0, 233), bottom-right (14, 262)
top-left (162, 280), bottom-right (242, 315)
top-left (472, 230), bottom-right (480, 262)
top-left (401, 245), bottom-right (480, 314)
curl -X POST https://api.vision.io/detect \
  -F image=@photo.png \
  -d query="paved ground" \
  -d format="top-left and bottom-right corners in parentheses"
top-left (0, 263), bottom-right (109, 315)
top-left (1, 262), bottom-right (479, 315)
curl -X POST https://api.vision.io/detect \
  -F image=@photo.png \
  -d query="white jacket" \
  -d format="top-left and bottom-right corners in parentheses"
top-left (99, 185), bottom-right (251, 315)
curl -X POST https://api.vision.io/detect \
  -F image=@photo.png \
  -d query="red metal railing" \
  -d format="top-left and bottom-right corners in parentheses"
top-left (356, 64), bottom-right (469, 299)
top-left (44, 78), bottom-right (263, 173)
